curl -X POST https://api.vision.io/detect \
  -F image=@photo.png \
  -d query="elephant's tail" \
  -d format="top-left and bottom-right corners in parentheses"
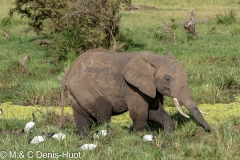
top-left (60, 86), bottom-right (65, 129)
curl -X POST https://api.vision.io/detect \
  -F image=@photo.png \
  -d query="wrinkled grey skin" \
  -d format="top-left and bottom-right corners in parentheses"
top-left (60, 48), bottom-right (210, 137)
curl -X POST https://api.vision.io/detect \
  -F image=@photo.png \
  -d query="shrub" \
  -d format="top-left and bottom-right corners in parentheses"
top-left (62, 0), bottom-right (122, 51)
top-left (9, 0), bottom-right (68, 34)
top-left (154, 18), bottom-right (178, 43)
top-left (1, 17), bottom-right (11, 27)
top-left (216, 10), bottom-right (237, 25)
top-left (9, 0), bottom-right (130, 60)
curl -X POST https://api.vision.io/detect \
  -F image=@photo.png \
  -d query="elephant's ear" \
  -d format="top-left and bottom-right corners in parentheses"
top-left (122, 53), bottom-right (156, 98)
top-left (166, 52), bottom-right (175, 59)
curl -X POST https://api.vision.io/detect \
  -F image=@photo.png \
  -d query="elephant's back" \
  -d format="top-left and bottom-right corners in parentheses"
top-left (66, 49), bottom-right (132, 77)
top-left (62, 49), bottom-right (112, 85)
top-left (81, 51), bottom-right (125, 88)
top-left (62, 49), bottom-right (145, 88)
top-left (63, 49), bottom-right (128, 89)
top-left (64, 49), bottom-right (130, 114)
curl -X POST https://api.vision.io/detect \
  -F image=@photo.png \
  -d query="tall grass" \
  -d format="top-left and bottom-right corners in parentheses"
top-left (21, 79), bottom-right (60, 106)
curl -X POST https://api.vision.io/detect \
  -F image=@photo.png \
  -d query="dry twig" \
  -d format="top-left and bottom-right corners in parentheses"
top-left (3, 29), bottom-right (11, 39)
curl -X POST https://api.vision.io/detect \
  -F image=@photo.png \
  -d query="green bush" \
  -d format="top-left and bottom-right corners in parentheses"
top-left (9, 0), bottom-right (68, 34)
top-left (9, 0), bottom-right (129, 61)
top-left (216, 11), bottom-right (237, 25)
top-left (1, 17), bottom-right (11, 27)
top-left (153, 18), bottom-right (178, 43)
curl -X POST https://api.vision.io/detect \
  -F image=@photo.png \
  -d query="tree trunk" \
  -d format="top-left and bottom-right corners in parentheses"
top-left (184, 11), bottom-right (198, 37)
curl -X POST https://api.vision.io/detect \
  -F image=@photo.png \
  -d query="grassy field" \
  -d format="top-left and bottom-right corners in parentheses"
top-left (120, 0), bottom-right (240, 104)
top-left (1, 0), bottom-right (240, 105)
top-left (0, 0), bottom-right (62, 106)
top-left (1, 0), bottom-right (240, 159)
top-left (1, 102), bottom-right (240, 159)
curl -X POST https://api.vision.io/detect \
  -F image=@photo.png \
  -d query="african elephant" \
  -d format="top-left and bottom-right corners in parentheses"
top-left (60, 48), bottom-right (210, 137)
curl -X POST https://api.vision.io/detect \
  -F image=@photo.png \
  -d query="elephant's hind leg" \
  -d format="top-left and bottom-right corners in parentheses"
top-left (69, 94), bottom-right (91, 137)
top-left (72, 107), bottom-right (92, 137)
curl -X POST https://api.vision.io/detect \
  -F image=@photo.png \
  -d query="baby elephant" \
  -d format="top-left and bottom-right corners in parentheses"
top-left (60, 49), bottom-right (210, 137)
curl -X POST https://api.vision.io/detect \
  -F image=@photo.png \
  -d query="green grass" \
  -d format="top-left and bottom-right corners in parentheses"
top-left (1, 0), bottom-right (240, 105)
top-left (119, 2), bottom-right (240, 104)
top-left (0, 0), bottom-right (63, 105)
top-left (1, 102), bottom-right (240, 159)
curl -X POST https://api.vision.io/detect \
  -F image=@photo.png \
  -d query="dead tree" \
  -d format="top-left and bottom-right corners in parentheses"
top-left (18, 55), bottom-right (31, 75)
top-left (184, 11), bottom-right (198, 37)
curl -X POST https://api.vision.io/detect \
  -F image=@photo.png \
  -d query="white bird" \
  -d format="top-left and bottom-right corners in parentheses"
top-left (29, 135), bottom-right (45, 144)
top-left (22, 113), bottom-right (36, 133)
top-left (142, 133), bottom-right (156, 142)
top-left (79, 143), bottom-right (97, 151)
top-left (0, 108), bottom-right (3, 115)
top-left (45, 132), bottom-right (66, 140)
top-left (93, 124), bottom-right (112, 139)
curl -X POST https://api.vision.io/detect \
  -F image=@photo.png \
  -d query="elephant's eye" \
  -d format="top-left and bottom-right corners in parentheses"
top-left (163, 75), bottom-right (171, 82)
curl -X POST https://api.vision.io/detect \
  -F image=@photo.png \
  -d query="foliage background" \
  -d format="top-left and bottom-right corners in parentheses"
top-left (1, 0), bottom-right (240, 106)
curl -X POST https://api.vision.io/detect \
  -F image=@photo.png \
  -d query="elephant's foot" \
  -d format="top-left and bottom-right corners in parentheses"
top-left (163, 120), bottom-right (175, 134)
top-left (72, 112), bottom-right (91, 137)
top-left (148, 108), bottom-right (175, 134)
top-left (133, 121), bottom-right (146, 132)
top-left (76, 128), bottom-right (89, 138)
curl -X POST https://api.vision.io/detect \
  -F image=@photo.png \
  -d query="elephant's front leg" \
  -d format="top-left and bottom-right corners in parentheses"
top-left (126, 92), bottom-right (149, 131)
top-left (128, 104), bottom-right (148, 131)
top-left (149, 108), bottom-right (175, 133)
top-left (149, 95), bottom-right (175, 133)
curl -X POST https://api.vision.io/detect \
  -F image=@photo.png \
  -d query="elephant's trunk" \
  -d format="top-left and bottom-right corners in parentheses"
top-left (175, 86), bottom-right (210, 131)
top-left (184, 100), bottom-right (210, 131)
